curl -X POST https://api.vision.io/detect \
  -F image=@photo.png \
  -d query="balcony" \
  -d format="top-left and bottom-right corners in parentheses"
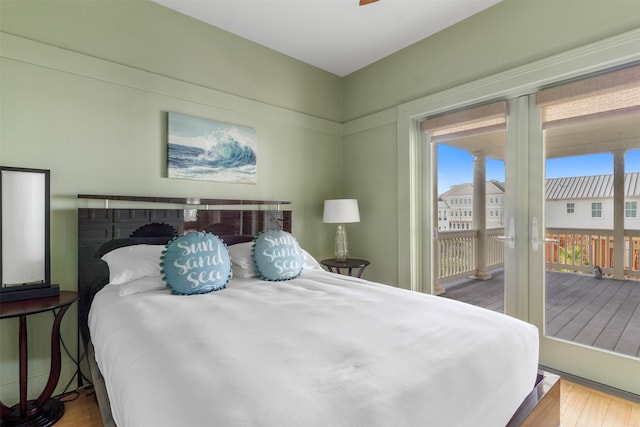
top-left (437, 227), bottom-right (640, 358)
top-left (438, 227), bottom-right (640, 285)
top-left (437, 228), bottom-right (505, 285)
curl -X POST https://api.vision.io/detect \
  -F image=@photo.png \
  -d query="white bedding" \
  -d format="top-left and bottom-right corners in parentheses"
top-left (89, 269), bottom-right (539, 427)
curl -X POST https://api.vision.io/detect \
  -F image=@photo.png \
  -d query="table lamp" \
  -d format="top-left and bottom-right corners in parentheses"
top-left (323, 199), bottom-right (360, 261)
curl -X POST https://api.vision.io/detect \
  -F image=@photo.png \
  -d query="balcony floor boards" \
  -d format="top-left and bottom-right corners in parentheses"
top-left (441, 270), bottom-right (640, 358)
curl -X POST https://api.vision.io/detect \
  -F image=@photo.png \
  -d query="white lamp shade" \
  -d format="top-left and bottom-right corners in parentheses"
top-left (323, 199), bottom-right (360, 223)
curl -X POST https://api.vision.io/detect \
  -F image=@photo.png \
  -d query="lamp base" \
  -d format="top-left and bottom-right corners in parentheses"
top-left (334, 224), bottom-right (348, 262)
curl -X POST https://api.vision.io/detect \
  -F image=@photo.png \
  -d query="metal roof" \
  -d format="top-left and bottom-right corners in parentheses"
top-left (438, 173), bottom-right (640, 201)
top-left (546, 172), bottom-right (640, 200)
top-left (440, 179), bottom-right (506, 198)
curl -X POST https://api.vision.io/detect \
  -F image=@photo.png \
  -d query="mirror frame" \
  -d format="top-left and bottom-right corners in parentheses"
top-left (0, 166), bottom-right (51, 292)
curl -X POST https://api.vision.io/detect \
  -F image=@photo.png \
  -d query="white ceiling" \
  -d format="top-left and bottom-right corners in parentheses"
top-left (151, 0), bottom-right (503, 76)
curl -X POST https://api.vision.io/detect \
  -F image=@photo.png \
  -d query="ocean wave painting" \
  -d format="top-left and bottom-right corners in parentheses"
top-left (167, 112), bottom-right (257, 184)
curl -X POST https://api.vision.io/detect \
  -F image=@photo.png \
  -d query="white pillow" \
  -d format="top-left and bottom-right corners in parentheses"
top-left (302, 250), bottom-right (323, 270)
top-left (227, 241), bottom-right (322, 279)
top-left (228, 242), bottom-right (258, 278)
top-left (119, 276), bottom-right (167, 296)
top-left (101, 244), bottom-right (164, 285)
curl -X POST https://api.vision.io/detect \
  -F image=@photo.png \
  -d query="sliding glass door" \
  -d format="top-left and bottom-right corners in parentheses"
top-left (425, 102), bottom-right (507, 311)
top-left (424, 64), bottom-right (640, 395)
top-left (529, 65), bottom-right (640, 393)
top-left (397, 31), bottom-right (640, 394)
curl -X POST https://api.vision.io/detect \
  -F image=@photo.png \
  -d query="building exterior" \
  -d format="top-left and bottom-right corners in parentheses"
top-left (438, 179), bottom-right (505, 231)
top-left (438, 173), bottom-right (640, 231)
top-left (546, 172), bottom-right (640, 230)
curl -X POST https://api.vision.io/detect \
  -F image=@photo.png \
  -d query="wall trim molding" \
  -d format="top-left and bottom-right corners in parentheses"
top-left (0, 32), bottom-right (342, 137)
top-left (342, 107), bottom-right (396, 135)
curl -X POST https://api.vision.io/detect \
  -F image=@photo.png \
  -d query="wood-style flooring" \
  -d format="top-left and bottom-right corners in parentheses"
top-left (55, 380), bottom-right (640, 427)
top-left (442, 269), bottom-right (640, 358)
top-left (56, 388), bottom-right (102, 427)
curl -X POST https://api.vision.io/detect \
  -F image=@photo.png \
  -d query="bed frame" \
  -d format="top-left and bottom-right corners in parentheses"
top-left (77, 196), bottom-right (559, 427)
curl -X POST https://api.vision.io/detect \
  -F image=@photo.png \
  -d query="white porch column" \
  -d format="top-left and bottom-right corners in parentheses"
top-left (472, 150), bottom-right (491, 280)
top-left (613, 150), bottom-right (625, 280)
top-left (432, 143), bottom-right (445, 295)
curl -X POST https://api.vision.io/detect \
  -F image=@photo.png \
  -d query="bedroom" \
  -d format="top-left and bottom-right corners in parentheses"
top-left (1, 0), bottom-right (639, 424)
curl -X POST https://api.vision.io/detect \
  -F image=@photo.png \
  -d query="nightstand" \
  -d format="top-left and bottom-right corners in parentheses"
top-left (320, 258), bottom-right (370, 278)
top-left (0, 291), bottom-right (79, 426)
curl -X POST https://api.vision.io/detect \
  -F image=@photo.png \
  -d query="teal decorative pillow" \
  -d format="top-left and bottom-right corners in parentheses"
top-left (161, 232), bottom-right (231, 295)
top-left (252, 230), bottom-right (304, 281)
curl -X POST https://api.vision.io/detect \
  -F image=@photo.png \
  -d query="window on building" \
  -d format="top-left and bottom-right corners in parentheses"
top-left (626, 201), bottom-right (637, 218)
top-left (592, 202), bottom-right (603, 218)
top-left (566, 203), bottom-right (575, 214)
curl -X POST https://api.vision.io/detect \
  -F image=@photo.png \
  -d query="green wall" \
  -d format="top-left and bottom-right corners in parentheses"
top-left (0, 0), bottom-right (638, 405)
top-left (342, 0), bottom-right (640, 120)
top-left (1, 0), bottom-right (343, 122)
top-left (341, 0), bottom-right (640, 289)
top-left (0, 0), bottom-right (344, 403)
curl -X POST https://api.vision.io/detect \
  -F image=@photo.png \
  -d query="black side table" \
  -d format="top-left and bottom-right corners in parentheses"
top-left (320, 258), bottom-right (370, 278)
top-left (0, 291), bottom-right (79, 427)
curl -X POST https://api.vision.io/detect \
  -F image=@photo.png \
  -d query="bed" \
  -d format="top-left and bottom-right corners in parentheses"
top-left (77, 198), bottom-right (559, 427)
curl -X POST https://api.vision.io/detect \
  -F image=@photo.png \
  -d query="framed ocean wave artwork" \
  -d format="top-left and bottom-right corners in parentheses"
top-left (167, 112), bottom-right (257, 184)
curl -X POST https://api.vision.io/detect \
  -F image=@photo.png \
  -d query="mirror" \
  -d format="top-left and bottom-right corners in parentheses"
top-left (0, 166), bottom-right (54, 301)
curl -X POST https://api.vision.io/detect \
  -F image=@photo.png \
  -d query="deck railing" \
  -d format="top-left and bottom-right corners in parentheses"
top-left (545, 228), bottom-right (640, 278)
top-left (437, 227), bottom-right (640, 284)
top-left (437, 228), bottom-right (504, 284)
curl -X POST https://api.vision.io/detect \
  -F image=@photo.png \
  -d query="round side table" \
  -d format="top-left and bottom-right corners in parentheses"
top-left (0, 291), bottom-right (79, 427)
top-left (320, 258), bottom-right (370, 278)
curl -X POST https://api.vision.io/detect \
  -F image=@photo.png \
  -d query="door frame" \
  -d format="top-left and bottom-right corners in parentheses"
top-left (397, 28), bottom-right (639, 294)
top-left (525, 90), bottom-right (640, 395)
top-left (396, 29), bottom-right (640, 393)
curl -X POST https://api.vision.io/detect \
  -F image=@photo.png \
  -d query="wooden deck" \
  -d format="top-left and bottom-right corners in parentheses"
top-left (441, 270), bottom-right (640, 358)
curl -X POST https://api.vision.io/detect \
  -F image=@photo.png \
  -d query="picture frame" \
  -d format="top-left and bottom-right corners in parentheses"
top-left (167, 112), bottom-right (257, 184)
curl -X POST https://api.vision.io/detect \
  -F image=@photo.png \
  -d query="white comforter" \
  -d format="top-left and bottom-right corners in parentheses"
top-left (89, 269), bottom-right (539, 427)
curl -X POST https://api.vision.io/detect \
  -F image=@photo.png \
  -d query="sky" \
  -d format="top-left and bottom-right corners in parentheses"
top-left (437, 144), bottom-right (640, 194)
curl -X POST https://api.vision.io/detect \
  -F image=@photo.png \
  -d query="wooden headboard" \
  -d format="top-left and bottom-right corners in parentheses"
top-left (77, 195), bottom-right (291, 347)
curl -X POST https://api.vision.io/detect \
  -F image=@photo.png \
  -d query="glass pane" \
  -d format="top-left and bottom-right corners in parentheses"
top-left (543, 115), bottom-right (640, 358)
top-left (1, 170), bottom-right (47, 286)
top-left (426, 105), bottom-right (506, 312)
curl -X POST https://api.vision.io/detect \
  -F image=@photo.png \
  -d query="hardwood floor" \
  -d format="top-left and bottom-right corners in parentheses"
top-left (56, 380), bottom-right (640, 426)
top-left (56, 388), bottom-right (103, 427)
top-left (561, 380), bottom-right (640, 427)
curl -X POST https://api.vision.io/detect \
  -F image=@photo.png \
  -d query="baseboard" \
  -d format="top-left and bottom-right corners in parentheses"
top-left (0, 360), bottom-right (78, 404)
top-left (539, 365), bottom-right (640, 403)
